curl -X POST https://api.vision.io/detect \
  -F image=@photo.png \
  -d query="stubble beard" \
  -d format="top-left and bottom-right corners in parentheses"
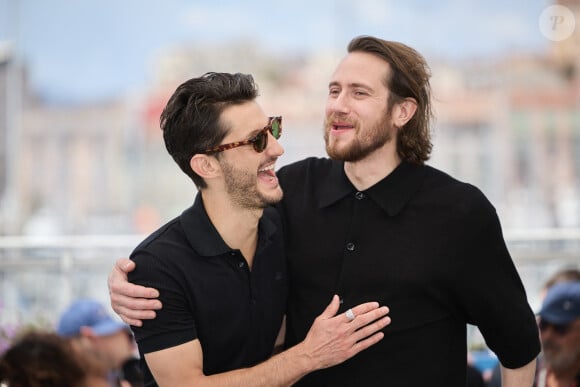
top-left (220, 159), bottom-right (283, 210)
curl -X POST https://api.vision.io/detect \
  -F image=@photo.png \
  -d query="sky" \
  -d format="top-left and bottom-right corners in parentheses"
top-left (0, 0), bottom-right (552, 103)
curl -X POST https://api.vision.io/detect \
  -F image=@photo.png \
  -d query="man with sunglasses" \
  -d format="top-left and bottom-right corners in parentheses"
top-left (123, 72), bottom-right (390, 387)
top-left (109, 37), bottom-right (541, 386)
top-left (535, 281), bottom-right (580, 387)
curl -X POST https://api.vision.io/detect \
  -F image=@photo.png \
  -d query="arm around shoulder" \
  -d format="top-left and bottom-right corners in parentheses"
top-left (107, 257), bottom-right (162, 326)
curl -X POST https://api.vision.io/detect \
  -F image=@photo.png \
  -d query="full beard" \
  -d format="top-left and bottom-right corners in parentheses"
top-left (542, 339), bottom-right (580, 373)
top-left (324, 114), bottom-right (394, 162)
top-left (220, 160), bottom-right (283, 210)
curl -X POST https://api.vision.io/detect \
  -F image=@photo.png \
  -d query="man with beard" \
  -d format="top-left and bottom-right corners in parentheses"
top-left (108, 37), bottom-right (540, 386)
top-left (535, 281), bottom-right (580, 387)
top-left (124, 72), bottom-right (391, 387)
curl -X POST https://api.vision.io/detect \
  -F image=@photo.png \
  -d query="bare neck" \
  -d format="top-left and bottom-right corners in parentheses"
top-left (343, 145), bottom-right (402, 191)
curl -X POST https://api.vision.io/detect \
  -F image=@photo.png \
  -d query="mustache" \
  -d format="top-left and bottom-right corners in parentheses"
top-left (325, 114), bottom-right (356, 126)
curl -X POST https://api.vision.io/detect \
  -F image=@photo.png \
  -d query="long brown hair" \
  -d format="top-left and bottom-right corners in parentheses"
top-left (348, 36), bottom-right (433, 164)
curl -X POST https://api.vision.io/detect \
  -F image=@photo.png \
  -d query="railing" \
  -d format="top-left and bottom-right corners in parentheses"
top-left (0, 234), bottom-right (143, 328)
top-left (0, 230), bottom-right (579, 331)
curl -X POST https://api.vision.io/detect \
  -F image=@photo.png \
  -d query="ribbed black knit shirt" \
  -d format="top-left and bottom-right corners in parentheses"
top-left (277, 157), bottom-right (540, 387)
top-left (129, 193), bottom-right (287, 387)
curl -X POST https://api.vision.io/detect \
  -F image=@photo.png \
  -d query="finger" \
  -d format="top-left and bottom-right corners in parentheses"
top-left (350, 305), bottom-right (390, 326)
top-left (115, 282), bottom-right (160, 299)
top-left (318, 295), bottom-right (340, 319)
top-left (344, 308), bottom-right (356, 323)
top-left (335, 303), bottom-right (382, 327)
top-left (349, 330), bottom-right (386, 356)
top-left (117, 306), bottom-right (157, 321)
top-left (110, 259), bottom-right (160, 298)
top-left (109, 269), bottom-right (160, 299)
top-left (355, 306), bottom-right (390, 323)
top-left (119, 314), bottom-right (144, 327)
top-left (113, 300), bottom-right (158, 320)
top-left (110, 292), bottom-right (162, 312)
top-left (349, 301), bottom-right (381, 317)
top-left (351, 315), bottom-right (391, 342)
top-left (116, 257), bottom-right (135, 273)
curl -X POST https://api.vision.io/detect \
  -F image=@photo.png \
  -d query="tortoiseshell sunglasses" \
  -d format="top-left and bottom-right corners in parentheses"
top-left (204, 116), bottom-right (282, 154)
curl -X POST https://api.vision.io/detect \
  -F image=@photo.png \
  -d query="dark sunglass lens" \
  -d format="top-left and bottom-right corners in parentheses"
top-left (271, 119), bottom-right (281, 139)
top-left (253, 131), bottom-right (268, 152)
top-left (539, 319), bottom-right (570, 335)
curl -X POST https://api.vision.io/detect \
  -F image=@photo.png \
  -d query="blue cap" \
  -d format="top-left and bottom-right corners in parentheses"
top-left (57, 299), bottom-right (128, 337)
top-left (538, 281), bottom-right (580, 325)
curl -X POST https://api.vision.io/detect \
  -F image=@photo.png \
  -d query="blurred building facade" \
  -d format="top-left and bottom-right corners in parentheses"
top-left (0, 43), bottom-right (9, 228)
top-left (1, 27), bottom-right (580, 236)
top-left (431, 48), bottom-right (580, 228)
top-left (0, 41), bottom-right (20, 235)
top-left (432, 0), bottom-right (580, 229)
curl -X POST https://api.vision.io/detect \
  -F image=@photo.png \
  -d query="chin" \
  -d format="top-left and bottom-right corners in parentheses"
top-left (326, 145), bottom-right (351, 161)
top-left (269, 189), bottom-right (284, 205)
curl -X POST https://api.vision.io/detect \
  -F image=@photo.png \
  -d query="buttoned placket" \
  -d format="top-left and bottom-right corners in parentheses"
top-left (335, 191), bottom-right (366, 308)
top-left (227, 249), bottom-right (255, 302)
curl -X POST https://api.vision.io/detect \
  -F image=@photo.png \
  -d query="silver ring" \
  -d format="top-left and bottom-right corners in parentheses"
top-left (345, 308), bottom-right (355, 321)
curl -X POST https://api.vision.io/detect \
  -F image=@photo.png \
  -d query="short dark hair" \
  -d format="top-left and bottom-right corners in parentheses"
top-left (348, 36), bottom-right (433, 164)
top-left (160, 72), bottom-right (259, 188)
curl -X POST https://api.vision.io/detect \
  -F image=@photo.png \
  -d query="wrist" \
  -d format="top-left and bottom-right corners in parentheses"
top-left (283, 342), bottom-right (316, 376)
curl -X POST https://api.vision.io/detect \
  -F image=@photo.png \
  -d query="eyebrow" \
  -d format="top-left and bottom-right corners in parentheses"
top-left (328, 81), bottom-right (374, 92)
top-left (245, 120), bottom-right (271, 138)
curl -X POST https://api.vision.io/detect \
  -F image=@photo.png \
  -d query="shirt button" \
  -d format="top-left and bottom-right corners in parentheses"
top-left (346, 242), bottom-right (355, 251)
top-left (355, 192), bottom-right (365, 200)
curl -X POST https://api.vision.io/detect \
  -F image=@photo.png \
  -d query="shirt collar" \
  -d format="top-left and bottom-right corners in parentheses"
top-left (366, 161), bottom-right (426, 216)
top-left (318, 160), bottom-right (353, 208)
top-left (180, 193), bottom-right (278, 257)
top-left (318, 159), bottom-right (426, 216)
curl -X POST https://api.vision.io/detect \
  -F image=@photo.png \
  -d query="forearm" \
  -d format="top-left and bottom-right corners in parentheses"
top-left (150, 297), bottom-right (390, 387)
top-left (500, 359), bottom-right (536, 387)
top-left (185, 343), bottom-right (313, 387)
top-left (196, 299), bottom-right (389, 386)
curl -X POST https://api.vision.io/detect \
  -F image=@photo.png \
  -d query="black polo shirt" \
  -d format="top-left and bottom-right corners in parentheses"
top-left (129, 193), bottom-right (287, 387)
top-left (277, 157), bottom-right (540, 387)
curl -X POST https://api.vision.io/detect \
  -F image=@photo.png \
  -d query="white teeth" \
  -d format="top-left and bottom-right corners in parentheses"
top-left (259, 164), bottom-right (275, 172)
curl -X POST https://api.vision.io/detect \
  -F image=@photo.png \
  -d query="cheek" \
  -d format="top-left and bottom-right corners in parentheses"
top-left (324, 101), bottom-right (333, 116)
top-left (368, 106), bottom-right (390, 125)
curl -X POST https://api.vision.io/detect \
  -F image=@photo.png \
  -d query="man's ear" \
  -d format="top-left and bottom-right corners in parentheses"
top-left (190, 154), bottom-right (220, 179)
top-left (392, 98), bottom-right (418, 128)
